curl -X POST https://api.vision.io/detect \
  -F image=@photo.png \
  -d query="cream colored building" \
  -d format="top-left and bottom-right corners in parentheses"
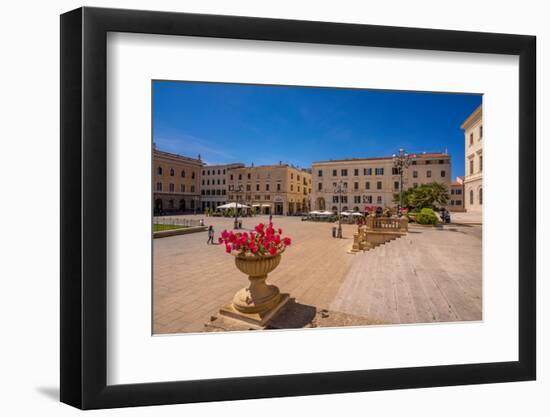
top-left (153, 148), bottom-right (202, 214)
top-left (449, 176), bottom-right (465, 211)
top-left (200, 163), bottom-right (244, 211)
top-left (227, 164), bottom-right (312, 215)
top-left (312, 152), bottom-right (451, 212)
top-left (461, 105), bottom-right (483, 212)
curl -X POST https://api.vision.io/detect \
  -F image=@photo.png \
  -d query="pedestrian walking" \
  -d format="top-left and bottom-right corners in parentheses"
top-left (269, 214), bottom-right (273, 223)
top-left (207, 225), bottom-right (214, 245)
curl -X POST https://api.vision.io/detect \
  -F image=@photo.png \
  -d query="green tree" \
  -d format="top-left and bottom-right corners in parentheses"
top-left (398, 182), bottom-right (449, 211)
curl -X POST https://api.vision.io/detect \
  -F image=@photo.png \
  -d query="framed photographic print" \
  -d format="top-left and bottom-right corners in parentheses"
top-left (60, 7), bottom-right (536, 410)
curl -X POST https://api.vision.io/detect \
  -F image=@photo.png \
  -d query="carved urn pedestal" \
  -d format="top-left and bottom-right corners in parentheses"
top-left (218, 252), bottom-right (289, 327)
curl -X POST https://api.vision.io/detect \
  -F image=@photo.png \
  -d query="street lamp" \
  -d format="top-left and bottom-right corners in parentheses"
top-left (233, 184), bottom-right (243, 229)
top-left (333, 180), bottom-right (345, 238)
top-left (392, 148), bottom-right (411, 212)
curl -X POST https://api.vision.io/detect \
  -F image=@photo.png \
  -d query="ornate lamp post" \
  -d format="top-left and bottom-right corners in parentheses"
top-left (392, 148), bottom-right (411, 212)
top-left (333, 180), bottom-right (345, 238)
top-left (233, 184), bottom-right (243, 229)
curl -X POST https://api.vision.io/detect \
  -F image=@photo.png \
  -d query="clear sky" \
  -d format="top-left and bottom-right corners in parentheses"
top-left (153, 81), bottom-right (482, 179)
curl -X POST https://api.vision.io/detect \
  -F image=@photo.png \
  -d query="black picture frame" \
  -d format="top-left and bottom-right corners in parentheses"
top-left (60, 6), bottom-right (536, 410)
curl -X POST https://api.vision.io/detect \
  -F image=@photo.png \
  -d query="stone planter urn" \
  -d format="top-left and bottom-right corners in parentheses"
top-left (232, 252), bottom-right (283, 314)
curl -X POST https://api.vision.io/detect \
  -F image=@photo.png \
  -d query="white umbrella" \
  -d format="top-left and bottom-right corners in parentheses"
top-left (351, 212), bottom-right (363, 216)
top-left (216, 202), bottom-right (251, 209)
top-left (320, 210), bottom-right (333, 216)
top-left (341, 211), bottom-right (351, 216)
top-left (260, 204), bottom-right (271, 208)
top-left (309, 210), bottom-right (321, 215)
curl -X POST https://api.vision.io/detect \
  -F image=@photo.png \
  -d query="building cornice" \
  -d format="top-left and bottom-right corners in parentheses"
top-left (460, 105), bottom-right (482, 130)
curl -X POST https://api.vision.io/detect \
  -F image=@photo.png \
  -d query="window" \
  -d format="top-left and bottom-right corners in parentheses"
top-left (450, 200), bottom-right (455, 206)
top-left (479, 155), bottom-right (483, 172)
top-left (479, 125), bottom-right (483, 139)
top-left (341, 196), bottom-right (348, 203)
top-left (479, 188), bottom-right (483, 205)
top-left (265, 184), bottom-right (270, 191)
top-left (332, 169), bottom-right (337, 176)
top-left (230, 174), bottom-right (234, 180)
top-left (343, 182), bottom-right (348, 189)
top-left (470, 190), bottom-right (474, 205)
top-left (318, 170), bottom-right (323, 177)
top-left (206, 179), bottom-right (210, 185)
top-left (411, 161), bottom-right (417, 165)
top-left (223, 179), bottom-right (226, 185)
top-left (156, 182), bottom-right (162, 191)
top-left (456, 200), bottom-right (462, 205)
top-left (470, 159), bottom-right (474, 175)
top-left (377, 181), bottom-right (382, 190)
top-left (277, 183), bottom-right (281, 191)
top-left (392, 167), bottom-right (399, 175)
top-left (157, 166), bottom-right (162, 175)
top-left (341, 169), bottom-right (348, 176)
top-left (201, 190), bottom-right (205, 195)
top-left (256, 184), bottom-right (260, 191)
top-left (354, 196), bottom-right (361, 203)
top-left (169, 183), bottom-right (174, 192)
top-left (365, 168), bottom-right (372, 176)
top-left (456, 189), bottom-right (462, 195)
top-left (290, 185), bottom-right (293, 192)
top-left (238, 174), bottom-right (242, 180)
top-left (298, 186), bottom-right (301, 192)
top-left (413, 171), bottom-right (418, 178)
top-left (451, 189), bottom-right (456, 195)
top-left (333, 196), bottom-right (338, 203)
top-left (354, 182), bottom-right (359, 190)
top-left (180, 184), bottom-right (185, 192)
top-left (218, 169), bottom-right (221, 175)
top-left (439, 160), bottom-right (445, 164)
top-left (354, 168), bottom-right (359, 176)
top-left (364, 195), bottom-right (372, 204)
top-left (427, 170), bottom-right (432, 178)
top-left (375, 168), bottom-right (384, 175)
top-left (202, 180), bottom-right (205, 185)
top-left (426, 160), bottom-right (431, 165)
top-left (413, 182), bottom-right (418, 188)
top-left (190, 185), bottom-right (195, 193)
top-left (207, 170), bottom-right (210, 175)
top-left (318, 183), bottom-right (323, 191)
top-left (394, 181), bottom-right (399, 190)
top-left (202, 170), bottom-right (205, 176)
top-left (246, 184), bottom-right (251, 191)
top-left (365, 181), bottom-right (370, 190)
top-left (181, 170), bottom-right (185, 177)
top-left (222, 190), bottom-right (226, 195)
top-left (247, 173), bottom-right (251, 180)
top-left (441, 170), bottom-right (446, 177)
top-left (376, 196), bottom-right (382, 204)
top-left (470, 133), bottom-right (474, 145)
top-left (191, 172), bottom-right (195, 179)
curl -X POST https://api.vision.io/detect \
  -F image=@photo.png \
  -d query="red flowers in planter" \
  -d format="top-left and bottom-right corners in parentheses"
top-left (219, 222), bottom-right (292, 257)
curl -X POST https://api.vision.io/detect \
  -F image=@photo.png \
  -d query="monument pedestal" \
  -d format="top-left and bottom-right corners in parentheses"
top-left (218, 293), bottom-right (290, 327)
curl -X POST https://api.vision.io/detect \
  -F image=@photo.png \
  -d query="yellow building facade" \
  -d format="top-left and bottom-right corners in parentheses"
top-left (153, 149), bottom-right (203, 214)
top-left (227, 164), bottom-right (312, 215)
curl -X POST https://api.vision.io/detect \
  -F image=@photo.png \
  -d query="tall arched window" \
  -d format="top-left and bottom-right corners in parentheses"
top-left (479, 188), bottom-right (483, 205)
top-left (170, 168), bottom-right (174, 176)
top-left (181, 170), bottom-right (185, 177)
top-left (157, 166), bottom-right (162, 175)
top-left (470, 190), bottom-right (474, 205)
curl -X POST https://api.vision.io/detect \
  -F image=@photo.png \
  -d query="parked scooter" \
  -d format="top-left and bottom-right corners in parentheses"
top-left (440, 208), bottom-right (451, 224)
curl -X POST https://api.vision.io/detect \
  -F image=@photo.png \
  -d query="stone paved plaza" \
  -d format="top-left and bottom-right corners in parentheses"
top-left (153, 215), bottom-right (482, 334)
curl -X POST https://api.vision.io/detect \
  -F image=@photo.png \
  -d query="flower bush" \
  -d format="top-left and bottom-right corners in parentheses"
top-left (219, 222), bottom-right (292, 257)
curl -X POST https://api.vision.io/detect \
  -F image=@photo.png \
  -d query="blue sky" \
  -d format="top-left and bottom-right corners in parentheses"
top-left (153, 81), bottom-right (481, 178)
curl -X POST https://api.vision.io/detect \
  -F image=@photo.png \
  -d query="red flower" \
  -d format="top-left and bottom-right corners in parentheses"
top-left (283, 237), bottom-right (291, 246)
top-left (274, 234), bottom-right (281, 244)
top-left (218, 237), bottom-right (223, 244)
top-left (268, 246), bottom-right (277, 256)
top-left (278, 228), bottom-right (283, 235)
top-left (225, 244), bottom-right (232, 253)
